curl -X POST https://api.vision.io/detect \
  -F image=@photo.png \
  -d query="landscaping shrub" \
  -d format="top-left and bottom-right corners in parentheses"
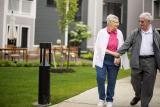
top-left (0, 60), bottom-right (92, 67)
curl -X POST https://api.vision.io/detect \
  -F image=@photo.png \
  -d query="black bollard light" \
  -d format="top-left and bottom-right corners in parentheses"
top-left (38, 42), bottom-right (51, 105)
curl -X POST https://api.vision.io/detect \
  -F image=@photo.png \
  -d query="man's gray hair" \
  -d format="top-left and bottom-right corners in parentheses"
top-left (106, 14), bottom-right (119, 26)
top-left (139, 12), bottom-right (153, 21)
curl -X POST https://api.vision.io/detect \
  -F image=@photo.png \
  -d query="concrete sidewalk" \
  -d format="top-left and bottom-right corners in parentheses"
top-left (50, 72), bottom-right (160, 107)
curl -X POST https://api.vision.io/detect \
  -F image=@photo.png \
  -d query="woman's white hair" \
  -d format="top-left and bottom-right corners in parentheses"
top-left (106, 14), bottom-right (119, 26)
top-left (139, 12), bottom-right (153, 21)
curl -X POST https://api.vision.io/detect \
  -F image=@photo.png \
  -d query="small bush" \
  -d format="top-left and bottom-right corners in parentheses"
top-left (81, 51), bottom-right (93, 60)
top-left (0, 60), bottom-right (15, 67)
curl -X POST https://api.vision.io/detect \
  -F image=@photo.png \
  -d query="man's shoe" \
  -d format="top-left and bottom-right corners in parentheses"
top-left (130, 97), bottom-right (140, 105)
top-left (97, 100), bottom-right (105, 107)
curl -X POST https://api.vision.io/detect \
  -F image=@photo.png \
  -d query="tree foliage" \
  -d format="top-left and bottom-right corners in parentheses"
top-left (55, 0), bottom-right (78, 32)
top-left (69, 22), bottom-right (91, 46)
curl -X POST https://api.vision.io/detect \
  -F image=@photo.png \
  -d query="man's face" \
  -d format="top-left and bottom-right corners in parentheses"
top-left (139, 17), bottom-right (150, 31)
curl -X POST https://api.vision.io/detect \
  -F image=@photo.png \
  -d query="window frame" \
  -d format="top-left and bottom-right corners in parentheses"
top-left (103, 1), bottom-right (123, 26)
top-left (152, 0), bottom-right (160, 19)
top-left (8, 0), bottom-right (34, 16)
top-left (46, 0), bottom-right (56, 7)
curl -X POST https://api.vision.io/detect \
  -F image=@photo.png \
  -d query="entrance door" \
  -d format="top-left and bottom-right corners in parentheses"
top-left (103, 0), bottom-right (127, 39)
top-left (21, 27), bottom-right (28, 48)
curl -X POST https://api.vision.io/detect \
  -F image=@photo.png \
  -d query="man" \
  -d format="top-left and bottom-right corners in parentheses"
top-left (114, 12), bottom-right (160, 107)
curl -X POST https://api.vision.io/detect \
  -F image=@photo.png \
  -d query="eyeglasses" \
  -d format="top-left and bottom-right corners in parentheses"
top-left (139, 20), bottom-right (145, 23)
top-left (111, 20), bottom-right (119, 24)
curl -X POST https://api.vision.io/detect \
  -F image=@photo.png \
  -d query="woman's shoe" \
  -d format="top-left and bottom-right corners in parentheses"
top-left (97, 100), bottom-right (105, 107)
top-left (106, 102), bottom-right (113, 107)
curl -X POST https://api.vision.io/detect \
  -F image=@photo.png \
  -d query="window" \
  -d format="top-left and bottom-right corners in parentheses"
top-left (103, 2), bottom-right (122, 22)
top-left (7, 25), bottom-right (18, 38)
top-left (103, 0), bottom-right (122, 27)
top-left (8, 0), bottom-right (20, 13)
top-left (22, 0), bottom-right (32, 14)
top-left (47, 0), bottom-right (56, 7)
top-left (153, 0), bottom-right (160, 19)
top-left (156, 28), bottom-right (160, 34)
top-left (8, 0), bottom-right (34, 16)
top-left (7, 24), bottom-right (19, 46)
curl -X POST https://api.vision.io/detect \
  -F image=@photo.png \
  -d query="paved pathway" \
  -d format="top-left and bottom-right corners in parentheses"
top-left (50, 72), bottom-right (160, 107)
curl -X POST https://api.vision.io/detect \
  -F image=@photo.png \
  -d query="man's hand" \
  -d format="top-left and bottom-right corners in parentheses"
top-left (114, 57), bottom-right (121, 66)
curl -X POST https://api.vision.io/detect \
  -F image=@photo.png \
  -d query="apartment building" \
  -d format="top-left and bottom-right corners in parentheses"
top-left (0, 0), bottom-right (36, 49)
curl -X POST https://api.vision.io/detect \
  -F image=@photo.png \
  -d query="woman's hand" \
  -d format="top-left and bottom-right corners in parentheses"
top-left (106, 49), bottom-right (121, 57)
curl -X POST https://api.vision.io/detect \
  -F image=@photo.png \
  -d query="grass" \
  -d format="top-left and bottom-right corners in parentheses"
top-left (0, 67), bottom-right (131, 107)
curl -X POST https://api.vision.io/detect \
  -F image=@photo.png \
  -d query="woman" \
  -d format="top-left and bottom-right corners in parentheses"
top-left (93, 14), bottom-right (129, 107)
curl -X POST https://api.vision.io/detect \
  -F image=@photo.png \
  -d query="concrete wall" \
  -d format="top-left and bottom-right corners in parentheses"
top-left (79, 0), bottom-right (88, 50)
top-left (0, 0), bottom-right (5, 47)
top-left (87, 0), bottom-right (103, 48)
top-left (81, 0), bottom-right (88, 24)
top-left (127, 0), bottom-right (143, 36)
top-left (121, 0), bottom-right (128, 39)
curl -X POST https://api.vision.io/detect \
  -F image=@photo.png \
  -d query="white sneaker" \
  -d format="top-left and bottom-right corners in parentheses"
top-left (106, 102), bottom-right (113, 107)
top-left (97, 100), bottom-right (105, 107)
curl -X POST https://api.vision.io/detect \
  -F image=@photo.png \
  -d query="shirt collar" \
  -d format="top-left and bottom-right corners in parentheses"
top-left (106, 27), bottom-right (117, 34)
top-left (142, 25), bottom-right (152, 34)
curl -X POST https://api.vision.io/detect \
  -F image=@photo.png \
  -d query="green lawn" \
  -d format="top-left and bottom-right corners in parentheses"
top-left (0, 67), bottom-right (131, 107)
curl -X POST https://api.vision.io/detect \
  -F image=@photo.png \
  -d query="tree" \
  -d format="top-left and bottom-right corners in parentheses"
top-left (55, 0), bottom-right (78, 46)
top-left (55, 0), bottom-right (78, 70)
top-left (69, 21), bottom-right (91, 57)
top-left (69, 21), bottom-right (91, 47)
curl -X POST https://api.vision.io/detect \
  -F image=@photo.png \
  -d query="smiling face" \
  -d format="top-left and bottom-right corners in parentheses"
top-left (108, 20), bottom-right (119, 32)
top-left (139, 17), bottom-right (151, 31)
top-left (106, 14), bottom-right (120, 32)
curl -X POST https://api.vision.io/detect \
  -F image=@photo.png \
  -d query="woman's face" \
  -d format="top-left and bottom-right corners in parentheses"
top-left (109, 20), bottom-right (119, 31)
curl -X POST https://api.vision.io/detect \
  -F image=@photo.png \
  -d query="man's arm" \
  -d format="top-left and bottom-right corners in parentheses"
top-left (117, 29), bottom-right (137, 54)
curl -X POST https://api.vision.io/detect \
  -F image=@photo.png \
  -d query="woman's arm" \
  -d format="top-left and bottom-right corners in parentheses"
top-left (106, 49), bottom-right (121, 57)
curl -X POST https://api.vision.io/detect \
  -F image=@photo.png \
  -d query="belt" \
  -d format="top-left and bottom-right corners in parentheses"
top-left (139, 55), bottom-right (154, 58)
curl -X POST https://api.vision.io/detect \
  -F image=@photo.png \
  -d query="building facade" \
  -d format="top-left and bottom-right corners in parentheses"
top-left (143, 0), bottom-right (160, 33)
top-left (35, 0), bottom-right (88, 48)
top-left (0, 0), bottom-right (159, 50)
top-left (0, 0), bottom-right (36, 49)
top-left (87, 0), bottom-right (160, 48)
top-left (87, 0), bottom-right (129, 48)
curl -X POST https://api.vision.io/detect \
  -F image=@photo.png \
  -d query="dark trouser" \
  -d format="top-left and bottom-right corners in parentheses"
top-left (96, 54), bottom-right (119, 102)
top-left (131, 57), bottom-right (157, 107)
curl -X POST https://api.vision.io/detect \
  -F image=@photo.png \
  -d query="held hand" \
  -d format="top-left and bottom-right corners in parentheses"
top-left (112, 52), bottom-right (121, 58)
top-left (114, 57), bottom-right (121, 66)
top-left (106, 49), bottom-right (121, 57)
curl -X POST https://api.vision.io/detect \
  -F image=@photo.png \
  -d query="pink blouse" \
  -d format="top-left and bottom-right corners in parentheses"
top-left (106, 29), bottom-right (118, 52)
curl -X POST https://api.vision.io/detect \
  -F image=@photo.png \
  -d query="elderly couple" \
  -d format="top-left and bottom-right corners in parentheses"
top-left (93, 12), bottom-right (160, 107)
